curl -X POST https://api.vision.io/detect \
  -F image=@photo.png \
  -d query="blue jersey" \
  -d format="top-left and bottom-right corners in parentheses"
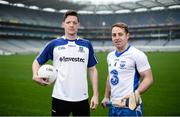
top-left (36, 36), bottom-right (98, 101)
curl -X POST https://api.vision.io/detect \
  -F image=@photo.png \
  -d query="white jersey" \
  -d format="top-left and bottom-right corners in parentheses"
top-left (107, 45), bottom-right (150, 102)
top-left (36, 36), bottom-right (98, 102)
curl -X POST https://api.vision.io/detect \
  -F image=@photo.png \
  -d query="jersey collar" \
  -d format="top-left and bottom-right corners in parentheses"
top-left (115, 44), bottom-right (131, 57)
top-left (62, 36), bottom-right (80, 41)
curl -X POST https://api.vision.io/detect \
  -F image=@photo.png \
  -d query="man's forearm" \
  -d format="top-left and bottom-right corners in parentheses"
top-left (89, 66), bottom-right (99, 96)
top-left (32, 60), bottom-right (40, 77)
top-left (138, 69), bottom-right (153, 95)
top-left (104, 76), bottom-right (111, 98)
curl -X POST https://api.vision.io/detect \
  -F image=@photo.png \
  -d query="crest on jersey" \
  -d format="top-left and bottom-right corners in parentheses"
top-left (120, 61), bottom-right (126, 69)
top-left (78, 46), bottom-right (85, 53)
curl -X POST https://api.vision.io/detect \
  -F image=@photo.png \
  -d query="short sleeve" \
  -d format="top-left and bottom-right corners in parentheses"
top-left (36, 41), bottom-right (54, 65)
top-left (87, 42), bottom-right (98, 67)
top-left (135, 51), bottom-right (151, 73)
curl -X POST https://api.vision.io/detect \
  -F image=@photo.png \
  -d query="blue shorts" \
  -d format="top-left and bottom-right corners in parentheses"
top-left (108, 104), bottom-right (143, 116)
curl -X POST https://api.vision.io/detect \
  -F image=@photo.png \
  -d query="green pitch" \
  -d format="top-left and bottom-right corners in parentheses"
top-left (0, 52), bottom-right (180, 116)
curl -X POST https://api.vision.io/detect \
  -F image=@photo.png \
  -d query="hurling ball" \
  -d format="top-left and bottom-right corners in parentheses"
top-left (38, 64), bottom-right (57, 85)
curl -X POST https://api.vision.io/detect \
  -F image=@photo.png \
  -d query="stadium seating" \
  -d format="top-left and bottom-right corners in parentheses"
top-left (0, 4), bottom-right (180, 54)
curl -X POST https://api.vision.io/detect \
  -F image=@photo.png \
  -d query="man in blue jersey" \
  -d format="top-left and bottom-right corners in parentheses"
top-left (32, 10), bottom-right (99, 116)
top-left (101, 22), bottom-right (153, 116)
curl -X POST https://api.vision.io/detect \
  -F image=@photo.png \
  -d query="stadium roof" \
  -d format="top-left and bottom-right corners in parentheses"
top-left (0, 0), bottom-right (180, 14)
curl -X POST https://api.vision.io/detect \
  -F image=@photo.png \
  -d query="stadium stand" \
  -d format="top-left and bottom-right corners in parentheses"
top-left (0, 2), bottom-right (180, 54)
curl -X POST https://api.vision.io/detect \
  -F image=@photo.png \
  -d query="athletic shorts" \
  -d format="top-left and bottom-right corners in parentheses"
top-left (108, 104), bottom-right (143, 116)
top-left (52, 97), bottom-right (90, 116)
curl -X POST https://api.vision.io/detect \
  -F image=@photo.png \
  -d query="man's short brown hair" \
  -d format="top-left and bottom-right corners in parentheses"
top-left (111, 22), bottom-right (129, 34)
top-left (63, 10), bottom-right (79, 22)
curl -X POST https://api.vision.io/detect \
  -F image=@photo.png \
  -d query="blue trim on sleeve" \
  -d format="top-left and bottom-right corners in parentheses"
top-left (36, 38), bottom-right (68, 65)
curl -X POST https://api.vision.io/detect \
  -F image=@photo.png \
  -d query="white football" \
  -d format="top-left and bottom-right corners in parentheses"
top-left (38, 64), bottom-right (57, 85)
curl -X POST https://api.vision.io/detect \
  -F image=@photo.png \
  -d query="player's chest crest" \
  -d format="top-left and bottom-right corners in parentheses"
top-left (113, 60), bottom-right (126, 69)
top-left (111, 59), bottom-right (134, 70)
top-left (78, 46), bottom-right (85, 53)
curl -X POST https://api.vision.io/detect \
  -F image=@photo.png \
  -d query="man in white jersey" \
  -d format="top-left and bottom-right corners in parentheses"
top-left (32, 10), bottom-right (99, 116)
top-left (101, 22), bottom-right (153, 116)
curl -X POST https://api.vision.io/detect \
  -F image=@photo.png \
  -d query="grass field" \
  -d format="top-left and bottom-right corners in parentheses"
top-left (0, 52), bottom-right (180, 116)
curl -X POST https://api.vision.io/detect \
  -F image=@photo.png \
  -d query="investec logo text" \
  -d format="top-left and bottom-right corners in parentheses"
top-left (59, 56), bottom-right (85, 63)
